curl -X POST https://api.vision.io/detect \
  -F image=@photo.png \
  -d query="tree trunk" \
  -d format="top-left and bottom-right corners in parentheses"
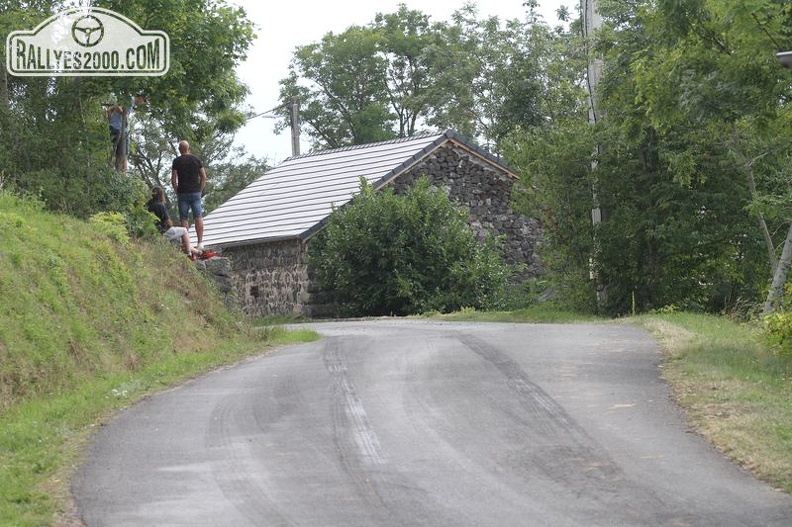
top-left (0, 60), bottom-right (8, 112)
top-left (745, 159), bottom-right (777, 274)
top-left (731, 125), bottom-right (777, 275)
top-left (763, 221), bottom-right (792, 314)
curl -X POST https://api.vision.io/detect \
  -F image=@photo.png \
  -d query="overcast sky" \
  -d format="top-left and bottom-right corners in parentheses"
top-left (227, 0), bottom-right (570, 163)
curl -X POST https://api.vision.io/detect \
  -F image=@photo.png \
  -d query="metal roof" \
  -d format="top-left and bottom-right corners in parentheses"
top-left (202, 129), bottom-right (514, 248)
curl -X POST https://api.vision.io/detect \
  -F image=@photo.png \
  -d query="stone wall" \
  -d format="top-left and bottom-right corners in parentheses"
top-left (218, 240), bottom-right (311, 318)
top-left (219, 143), bottom-right (543, 318)
top-left (390, 144), bottom-right (542, 278)
top-left (194, 257), bottom-right (235, 306)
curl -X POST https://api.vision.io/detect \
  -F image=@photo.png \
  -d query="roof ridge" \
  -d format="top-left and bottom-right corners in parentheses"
top-left (203, 128), bottom-right (520, 248)
top-left (284, 131), bottom-right (447, 161)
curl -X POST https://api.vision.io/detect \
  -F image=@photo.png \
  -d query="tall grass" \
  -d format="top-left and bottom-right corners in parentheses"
top-left (0, 191), bottom-right (318, 525)
top-left (0, 192), bottom-right (247, 414)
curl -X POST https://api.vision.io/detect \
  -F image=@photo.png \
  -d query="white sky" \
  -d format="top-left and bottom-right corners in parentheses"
top-left (227, 0), bottom-right (571, 163)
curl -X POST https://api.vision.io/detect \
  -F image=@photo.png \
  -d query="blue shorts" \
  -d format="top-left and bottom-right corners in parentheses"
top-left (177, 192), bottom-right (203, 222)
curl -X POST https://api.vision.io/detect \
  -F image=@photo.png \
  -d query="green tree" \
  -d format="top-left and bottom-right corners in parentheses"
top-left (594, 0), bottom-right (792, 313)
top-left (501, 4), bottom-right (593, 310)
top-left (309, 177), bottom-right (510, 316)
top-left (105, 0), bottom-right (254, 142)
top-left (581, 0), bottom-right (784, 313)
top-left (277, 3), bottom-right (557, 152)
top-left (507, 0), bottom-right (788, 315)
top-left (430, 5), bottom-right (548, 149)
top-left (372, 5), bottom-right (447, 138)
top-left (506, 119), bottom-right (599, 312)
top-left (278, 25), bottom-right (394, 149)
top-left (0, 0), bottom-right (254, 217)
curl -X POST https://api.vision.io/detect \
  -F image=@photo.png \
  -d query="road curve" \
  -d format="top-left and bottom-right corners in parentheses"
top-left (74, 320), bottom-right (792, 526)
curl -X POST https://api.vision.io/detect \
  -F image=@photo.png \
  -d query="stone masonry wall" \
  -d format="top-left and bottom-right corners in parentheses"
top-left (390, 144), bottom-right (542, 278)
top-left (221, 143), bottom-right (543, 318)
top-left (219, 239), bottom-right (311, 318)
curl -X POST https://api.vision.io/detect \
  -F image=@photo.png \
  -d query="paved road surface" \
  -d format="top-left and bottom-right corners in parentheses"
top-left (74, 320), bottom-right (792, 526)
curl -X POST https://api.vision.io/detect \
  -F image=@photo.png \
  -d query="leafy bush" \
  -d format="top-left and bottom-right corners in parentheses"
top-left (89, 202), bottom-right (160, 246)
top-left (125, 202), bottom-right (161, 240)
top-left (763, 283), bottom-right (792, 357)
top-left (309, 177), bottom-right (511, 316)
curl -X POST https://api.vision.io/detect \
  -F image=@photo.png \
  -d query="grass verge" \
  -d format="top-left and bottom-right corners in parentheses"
top-left (0, 329), bottom-right (319, 527)
top-left (635, 312), bottom-right (792, 493)
top-left (0, 191), bottom-right (321, 526)
top-left (426, 303), bottom-right (604, 323)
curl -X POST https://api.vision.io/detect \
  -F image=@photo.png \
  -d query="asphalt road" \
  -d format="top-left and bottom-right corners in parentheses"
top-left (73, 320), bottom-right (792, 526)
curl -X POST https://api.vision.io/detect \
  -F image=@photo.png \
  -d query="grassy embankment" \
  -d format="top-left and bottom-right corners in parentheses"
top-left (0, 192), bottom-right (317, 526)
top-left (1, 190), bottom-right (790, 526)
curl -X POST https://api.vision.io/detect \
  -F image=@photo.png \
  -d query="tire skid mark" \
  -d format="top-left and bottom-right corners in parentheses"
top-left (396, 334), bottom-right (544, 523)
top-left (458, 333), bottom-right (589, 444)
top-left (322, 337), bottom-right (396, 524)
top-left (323, 337), bottom-right (451, 526)
top-left (206, 396), bottom-right (298, 527)
top-left (324, 337), bottom-right (385, 466)
top-left (458, 333), bottom-right (671, 523)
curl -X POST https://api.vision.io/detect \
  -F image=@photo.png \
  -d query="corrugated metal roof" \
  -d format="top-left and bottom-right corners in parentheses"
top-left (202, 129), bottom-right (513, 248)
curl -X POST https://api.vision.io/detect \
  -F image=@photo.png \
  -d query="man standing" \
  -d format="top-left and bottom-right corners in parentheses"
top-left (105, 95), bottom-right (146, 173)
top-left (107, 102), bottom-right (127, 172)
top-left (171, 140), bottom-right (207, 250)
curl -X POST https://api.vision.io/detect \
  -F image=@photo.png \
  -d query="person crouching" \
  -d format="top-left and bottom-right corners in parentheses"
top-left (146, 186), bottom-right (209, 260)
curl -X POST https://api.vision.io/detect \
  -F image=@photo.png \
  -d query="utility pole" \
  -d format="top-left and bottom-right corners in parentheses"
top-left (119, 102), bottom-right (128, 173)
top-left (246, 98), bottom-right (301, 158)
top-left (583, 0), bottom-right (606, 309)
top-left (764, 50), bottom-right (792, 313)
top-left (289, 97), bottom-right (300, 157)
top-left (584, 0), bottom-right (602, 125)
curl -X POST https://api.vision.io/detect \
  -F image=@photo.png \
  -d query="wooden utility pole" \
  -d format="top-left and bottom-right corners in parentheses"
top-left (289, 97), bottom-right (300, 157)
top-left (584, 0), bottom-right (602, 125)
top-left (764, 51), bottom-right (792, 313)
top-left (583, 0), bottom-right (606, 308)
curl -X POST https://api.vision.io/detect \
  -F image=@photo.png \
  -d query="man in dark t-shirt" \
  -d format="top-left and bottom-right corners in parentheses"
top-left (171, 140), bottom-right (207, 249)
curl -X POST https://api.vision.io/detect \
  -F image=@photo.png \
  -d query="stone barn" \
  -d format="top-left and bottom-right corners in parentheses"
top-left (202, 129), bottom-right (542, 317)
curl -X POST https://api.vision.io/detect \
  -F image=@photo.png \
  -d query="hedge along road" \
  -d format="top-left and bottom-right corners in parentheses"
top-left (73, 320), bottom-right (792, 526)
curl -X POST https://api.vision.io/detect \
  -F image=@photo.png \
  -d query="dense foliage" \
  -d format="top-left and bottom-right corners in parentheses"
top-left (308, 178), bottom-right (511, 316)
top-left (276, 3), bottom-right (560, 153)
top-left (0, 0), bottom-right (256, 218)
top-left (504, 0), bottom-right (792, 317)
top-left (6, 0), bottom-right (792, 321)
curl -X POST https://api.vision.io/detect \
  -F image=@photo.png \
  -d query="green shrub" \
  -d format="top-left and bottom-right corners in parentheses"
top-left (89, 211), bottom-right (132, 247)
top-left (309, 177), bottom-right (511, 316)
top-left (763, 283), bottom-right (792, 356)
top-left (125, 202), bottom-right (161, 240)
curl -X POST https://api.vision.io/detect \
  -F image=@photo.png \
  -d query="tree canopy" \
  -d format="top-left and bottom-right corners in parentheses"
top-left (6, 0), bottom-right (792, 318)
top-left (276, 3), bottom-right (566, 153)
top-left (503, 0), bottom-right (792, 315)
top-left (0, 0), bottom-right (255, 217)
